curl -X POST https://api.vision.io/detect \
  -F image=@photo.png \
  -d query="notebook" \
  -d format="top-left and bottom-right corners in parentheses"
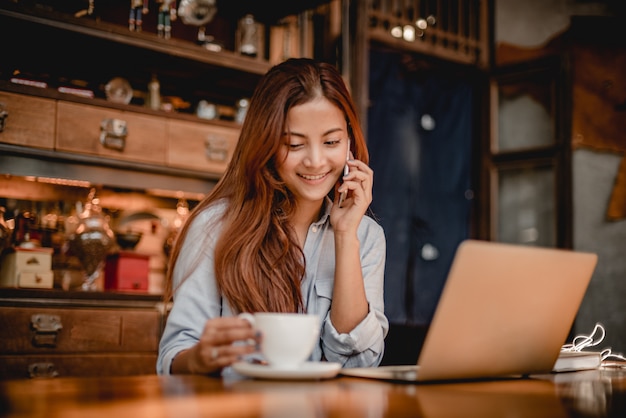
top-left (341, 239), bottom-right (598, 382)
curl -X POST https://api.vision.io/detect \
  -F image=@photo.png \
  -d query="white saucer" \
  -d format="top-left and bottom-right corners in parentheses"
top-left (232, 361), bottom-right (341, 380)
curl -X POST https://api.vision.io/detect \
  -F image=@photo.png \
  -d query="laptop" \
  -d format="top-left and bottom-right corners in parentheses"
top-left (341, 239), bottom-right (598, 382)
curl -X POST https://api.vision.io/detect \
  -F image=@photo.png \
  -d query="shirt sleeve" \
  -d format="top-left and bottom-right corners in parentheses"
top-left (156, 206), bottom-right (223, 375)
top-left (319, 216), bottom-right (389, 368)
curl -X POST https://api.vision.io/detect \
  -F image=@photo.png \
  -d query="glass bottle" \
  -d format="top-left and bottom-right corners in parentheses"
top-left (146, 74), bottom-right (161, 111)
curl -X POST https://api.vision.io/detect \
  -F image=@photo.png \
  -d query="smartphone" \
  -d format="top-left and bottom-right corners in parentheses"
top-left (338, 140), bottom-right (350, 207)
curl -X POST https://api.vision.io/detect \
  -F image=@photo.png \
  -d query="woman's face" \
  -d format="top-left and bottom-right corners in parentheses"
top-left (277, 97), bottom-right (350, 206)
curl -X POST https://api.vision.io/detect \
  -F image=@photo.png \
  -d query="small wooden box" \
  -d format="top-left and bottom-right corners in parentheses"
top-left (104, 252), bottom-right (149, 292)
top-left (0, 247), bottom-right (54, 289)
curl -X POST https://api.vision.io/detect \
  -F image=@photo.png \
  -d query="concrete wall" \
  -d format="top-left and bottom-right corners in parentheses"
top-left (573, 150), bottom-right (626, 352)
top-left (496, 0), bottom-right (626, 352)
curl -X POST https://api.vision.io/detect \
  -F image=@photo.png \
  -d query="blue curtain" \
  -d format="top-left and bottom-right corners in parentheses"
top-left (367, 48), bottom-right (474, 327)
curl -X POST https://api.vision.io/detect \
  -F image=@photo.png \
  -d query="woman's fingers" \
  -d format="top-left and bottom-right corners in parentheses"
top-left (346, 160), bottom-right (373, 185)
top-left (197, 339), bottom-right (256, 368)
top-left (194, 317), bottom-right (259, 371)
top-left (339, 160), bottom-right (373, 204)
top-left (202, 317), bottom-right (256, 344)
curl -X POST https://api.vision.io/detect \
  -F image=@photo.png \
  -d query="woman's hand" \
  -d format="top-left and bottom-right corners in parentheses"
top-left (329, 157), bottom-right (373, 332)
top-left (331, 158), bottom-right (374, 233)
top-left (172, 316), bottom-right (259, 375)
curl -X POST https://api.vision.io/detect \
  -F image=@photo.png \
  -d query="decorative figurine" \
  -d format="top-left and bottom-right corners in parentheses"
top-left (129, 0), bottom-right (149, 32)
top-left (157, 0), bottom-right (177, 39)
top-left (74, 0), bottom-right (95, 18)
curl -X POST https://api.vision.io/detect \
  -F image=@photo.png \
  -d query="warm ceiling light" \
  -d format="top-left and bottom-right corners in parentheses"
top-left (416, 18), bottom-right (428, 30)
top-left (35, 176), bottom-right (91, 187)
top-left (390, 25), bottom-right (403, 38)
top-left (146, 188), bottom-right (205, 201)
top-left (403, 25), bottom-right (416, 42)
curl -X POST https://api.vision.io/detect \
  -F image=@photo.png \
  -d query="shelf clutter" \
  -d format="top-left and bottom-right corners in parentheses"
top-left (0, 1), bottom-right (339, 296)
top-left (0, 0), bottom-right (334, 122)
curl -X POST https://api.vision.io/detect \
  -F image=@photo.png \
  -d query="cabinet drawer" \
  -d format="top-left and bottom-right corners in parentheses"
top-left (0, 306), bottom-right (159, 353)
top-left (0, 91), bottom-right (55, 149)
top-left (0, 353), bottom-right (157, 379)
top-left (56, 101), bottom-right (167, 165)
top-left (167, 119), bottom-right (238, 174)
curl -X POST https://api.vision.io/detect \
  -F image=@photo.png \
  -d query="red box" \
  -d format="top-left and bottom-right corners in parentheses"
top-left (104, 251), bottom-right (149, 292)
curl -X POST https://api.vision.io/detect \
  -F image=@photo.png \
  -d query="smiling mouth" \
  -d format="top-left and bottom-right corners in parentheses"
top-left (298, 172), bottom-right (329, 181)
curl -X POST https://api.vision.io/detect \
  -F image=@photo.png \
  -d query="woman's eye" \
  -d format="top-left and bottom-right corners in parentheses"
top-left (325, 139), bottom-right (342, 146)
top-left (288, 143), bottom-right (304, 149)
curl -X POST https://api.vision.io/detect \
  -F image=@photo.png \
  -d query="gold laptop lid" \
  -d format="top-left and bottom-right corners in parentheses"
top-left (417, 240), bottom-right (597, 381)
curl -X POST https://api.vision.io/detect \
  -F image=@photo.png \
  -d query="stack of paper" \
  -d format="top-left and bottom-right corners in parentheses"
top-left (552, 351), bottom-right (602, 372)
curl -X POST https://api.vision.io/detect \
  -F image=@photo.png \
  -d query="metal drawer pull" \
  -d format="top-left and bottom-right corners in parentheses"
top-left (100, 118), bottom-right (127, 151)
top-left (0, 102), bottom-right (7, 132)
top-left (25, 256), bottom-right (41, 266)
top-left (205, 134), bottom-right (228, 161)
top-left (30, 314), bottom-right (63, 347)
top-left (28, 362), bottom-right (59, 379)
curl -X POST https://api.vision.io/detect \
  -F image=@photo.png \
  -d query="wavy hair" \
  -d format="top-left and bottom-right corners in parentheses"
top-left (164, 58), bottom-right (369, 313)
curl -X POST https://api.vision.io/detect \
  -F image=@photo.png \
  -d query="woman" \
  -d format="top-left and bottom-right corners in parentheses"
top-left (157, 58), bottom-right (388, 376)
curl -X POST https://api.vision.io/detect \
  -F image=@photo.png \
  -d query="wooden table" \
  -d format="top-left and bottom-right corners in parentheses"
top-left (1, 368), bottom-right (625, 417)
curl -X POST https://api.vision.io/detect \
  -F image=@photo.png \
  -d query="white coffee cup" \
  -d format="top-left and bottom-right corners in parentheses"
top-left (239, 312), bottom-right (320, 369)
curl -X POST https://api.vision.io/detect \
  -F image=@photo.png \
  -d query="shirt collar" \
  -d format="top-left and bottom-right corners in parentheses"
top-left (312, 197), bottom-right (333, 227)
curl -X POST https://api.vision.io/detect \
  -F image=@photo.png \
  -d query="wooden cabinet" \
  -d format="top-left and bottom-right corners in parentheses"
top-left (0, 289), bottom-right (165, 379)
top-left (0, 90), bottom-right (240, 175)
top-left (0, 1), bottom-right (334, 376)
top-left (0, 91), bottom-right (56, 150)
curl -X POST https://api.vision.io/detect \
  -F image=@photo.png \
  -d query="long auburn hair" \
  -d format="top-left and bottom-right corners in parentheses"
top-left (164, 58), bottom-right (369, 313)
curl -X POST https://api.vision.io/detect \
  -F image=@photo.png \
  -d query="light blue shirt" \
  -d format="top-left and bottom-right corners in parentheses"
top-left (157, 198), bottom-right (388, 375)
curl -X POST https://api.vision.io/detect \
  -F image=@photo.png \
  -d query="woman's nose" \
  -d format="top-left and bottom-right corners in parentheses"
top-left (302, 147), bottom-right (323, 167)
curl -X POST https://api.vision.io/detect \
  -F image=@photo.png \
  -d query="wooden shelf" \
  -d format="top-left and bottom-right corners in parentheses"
top-left (0, 288), bottom-right (162, 309)
top-left (0, 1), bottom-right (333, 194)
top-left (0, 5), bottom-right (271, 76)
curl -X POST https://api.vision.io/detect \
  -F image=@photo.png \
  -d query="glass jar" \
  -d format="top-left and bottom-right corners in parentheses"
top-left (238, 14), bottom-right (258, 57)
top-left (69, 189), bottom-right (115, 291)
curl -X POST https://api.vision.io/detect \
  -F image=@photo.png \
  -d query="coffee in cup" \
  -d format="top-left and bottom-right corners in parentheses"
top-left (239, 312), bottom-right (320, 369)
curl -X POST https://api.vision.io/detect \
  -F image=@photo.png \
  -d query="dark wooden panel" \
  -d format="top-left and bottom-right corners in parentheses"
top-left (0, 306), bottom-right (159, 353)
top-left (0, 354), bottom-right (157, 379)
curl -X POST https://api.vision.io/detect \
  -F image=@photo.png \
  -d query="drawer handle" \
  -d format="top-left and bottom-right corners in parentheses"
top-left (0, 102), bottom-right (7, 132)
top-left (100, 118), bottom-right (127, 151)
top-left (205, 134), bottom-right (228, 162)
top-left (30, 314), bottom-right (63, 347)
top-left (25, 256), bottom-right (42, 266)
top-left (28, 362), bottom-right (59, 379)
